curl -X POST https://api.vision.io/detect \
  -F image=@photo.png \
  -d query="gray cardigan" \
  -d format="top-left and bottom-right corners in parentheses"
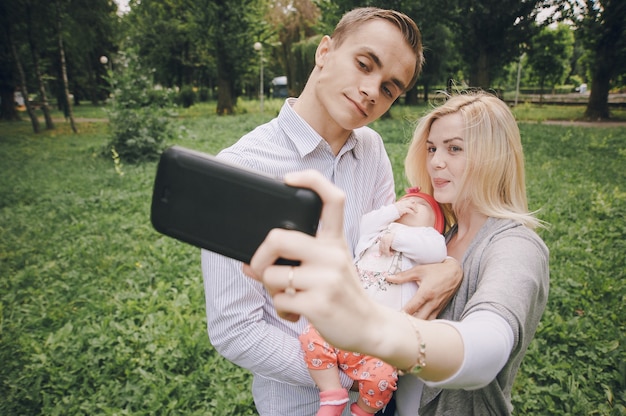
top-left (420, 217), bottom-right (550, 415)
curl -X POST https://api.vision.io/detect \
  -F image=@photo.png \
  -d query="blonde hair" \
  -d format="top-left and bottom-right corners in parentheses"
top-left (331, 7), bottom-right (424, 90)
top-left (405, 91), bottom-right (541, 229)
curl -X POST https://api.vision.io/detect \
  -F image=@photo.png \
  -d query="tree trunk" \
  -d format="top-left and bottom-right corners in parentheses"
top-left (585, 49), bottom-right (612, 120)
top-left (11, 37), bottom-right (40, 133)
top-left (0, 87), bottom-right (20, 121)
top-left (585, 75), bottom-right (610, 120)
top-left (26, 2), bottom-right (54, 130)
top-left (216, 77), bottom-right (234, 115)
top-left (404, 86), bottom-right (418, 105)
top-left (55, 0), bottom-right (77, 133)
top-left (470, 48), bottom-right (491, 89)
top-left (424, 82), bottom-right (431, 103)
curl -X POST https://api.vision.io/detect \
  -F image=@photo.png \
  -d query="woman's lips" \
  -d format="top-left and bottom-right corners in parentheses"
top-left (432, 178), bottom-right (449, 188)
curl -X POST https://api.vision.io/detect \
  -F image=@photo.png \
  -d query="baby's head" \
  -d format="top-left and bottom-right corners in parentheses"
top-left (397, 187), bottom-right (445, 233)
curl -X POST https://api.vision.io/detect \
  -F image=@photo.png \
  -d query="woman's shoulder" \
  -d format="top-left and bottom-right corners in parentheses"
top-left (480, 218), bottom-right (548, 256)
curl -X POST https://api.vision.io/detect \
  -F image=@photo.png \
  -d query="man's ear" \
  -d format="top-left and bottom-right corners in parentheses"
top-left (315, 35), bottom-right (332, 68)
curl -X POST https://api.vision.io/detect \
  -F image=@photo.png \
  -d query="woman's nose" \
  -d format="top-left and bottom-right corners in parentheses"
top-left (431, 150), bottom-right (445, 168)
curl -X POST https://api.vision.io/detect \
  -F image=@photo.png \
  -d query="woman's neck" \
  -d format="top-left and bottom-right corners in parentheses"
top-left (447, 209), bottom-right (488, 261)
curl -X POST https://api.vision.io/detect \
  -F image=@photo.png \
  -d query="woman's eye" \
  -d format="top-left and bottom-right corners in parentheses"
top-left (449, 145), bottom-right (462, 152)
top-left (427, 146), bottom-right (436, 153)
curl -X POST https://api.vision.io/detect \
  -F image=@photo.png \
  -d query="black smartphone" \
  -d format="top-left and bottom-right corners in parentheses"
top-left (150, 146), bottom-right (322, 265)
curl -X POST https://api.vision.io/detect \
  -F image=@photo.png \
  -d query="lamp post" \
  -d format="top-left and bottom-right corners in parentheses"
top-left (514, 53), bottom-right (524, 107)
top-left (99, 55), bottom-right (112, 73)
top-left (253, 42), bottom-right (264, 113)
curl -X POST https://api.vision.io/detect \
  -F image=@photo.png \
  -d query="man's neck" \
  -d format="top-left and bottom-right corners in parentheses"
top-left (292, 94), bottom-right (351, 156)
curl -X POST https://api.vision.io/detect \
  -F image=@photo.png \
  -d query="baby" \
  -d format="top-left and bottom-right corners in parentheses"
top-left (299, 187), bottom-right (447, 416)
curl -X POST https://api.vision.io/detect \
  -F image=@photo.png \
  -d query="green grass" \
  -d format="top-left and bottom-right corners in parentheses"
top-left (1, 103), bottom-right (625, 415)
top-left (510, 101), bottom-right (626, 122)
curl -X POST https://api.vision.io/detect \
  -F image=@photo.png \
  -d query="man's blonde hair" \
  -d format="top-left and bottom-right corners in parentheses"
top-left (331, 7), bottom-right (424, 90)
top-left (405, 91), bottom-right (541, 229)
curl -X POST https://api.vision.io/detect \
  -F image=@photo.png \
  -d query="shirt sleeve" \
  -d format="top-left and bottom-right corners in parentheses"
top-left (202, 249), bottom-right (317, 387)
top-left (423, 310), bottom-right (514, 390)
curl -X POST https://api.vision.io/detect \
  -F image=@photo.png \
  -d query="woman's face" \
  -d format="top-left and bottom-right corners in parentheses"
top-left (426, 112), bottom-right (467, 205)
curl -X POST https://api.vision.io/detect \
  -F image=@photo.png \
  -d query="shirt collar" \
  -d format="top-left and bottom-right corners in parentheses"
top-left (279, 98), bottom-right (362, 159)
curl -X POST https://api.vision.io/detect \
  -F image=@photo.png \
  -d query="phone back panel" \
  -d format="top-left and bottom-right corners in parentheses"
top-left (151, 146), bottom-right (322, 264)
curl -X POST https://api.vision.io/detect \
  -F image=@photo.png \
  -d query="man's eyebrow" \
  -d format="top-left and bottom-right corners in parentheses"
top-left (364, 49), bottom-right (407, 92)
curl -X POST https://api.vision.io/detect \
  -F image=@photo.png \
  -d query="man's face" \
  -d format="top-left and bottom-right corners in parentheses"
top-left (314, 19), bottom-right (417, 131)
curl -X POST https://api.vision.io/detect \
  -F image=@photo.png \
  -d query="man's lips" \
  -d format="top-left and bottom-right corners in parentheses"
top-left (346, 95), bottom-right (368, 117)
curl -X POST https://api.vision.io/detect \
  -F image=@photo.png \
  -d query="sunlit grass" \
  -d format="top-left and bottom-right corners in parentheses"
top-left (1, 101), bottom-right (624, 415)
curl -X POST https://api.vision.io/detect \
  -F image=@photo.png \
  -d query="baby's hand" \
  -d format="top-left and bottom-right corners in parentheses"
top-left (378, 231), bottom-right (394, 256)
top-left (394, 198), bottom-right (418, 217)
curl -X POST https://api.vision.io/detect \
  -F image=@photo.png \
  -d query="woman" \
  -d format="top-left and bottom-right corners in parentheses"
top-left (244, 92), bottom-right (549, 415)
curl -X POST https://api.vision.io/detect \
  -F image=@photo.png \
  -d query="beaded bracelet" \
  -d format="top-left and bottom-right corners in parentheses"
top-left (399, 313), bottom-right (426, 375)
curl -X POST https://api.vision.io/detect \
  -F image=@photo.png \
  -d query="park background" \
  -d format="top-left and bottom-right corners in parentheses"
top-left (1, 0), bottom-right (625, 415)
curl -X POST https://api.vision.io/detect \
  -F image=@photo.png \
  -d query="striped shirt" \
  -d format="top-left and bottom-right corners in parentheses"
top-left (201, 98), bottom-right (395, 415)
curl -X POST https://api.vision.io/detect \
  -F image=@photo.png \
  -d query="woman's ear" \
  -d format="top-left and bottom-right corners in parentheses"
top-left (315, 35), bottom-right (332, 68)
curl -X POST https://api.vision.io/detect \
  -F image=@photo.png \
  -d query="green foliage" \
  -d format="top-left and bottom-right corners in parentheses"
top-left (0, 104), bottom-right (624, 415)
top-left (526, 24), bottom-right (575, 94)
top-left (105, 50), bottom-right (177, 163)
top-left (178, 85), bottom-right (196, 108)
top-left (198, 87), bottom-right (210, 103)
top-left (511, 124), bottom-right (626, 415)
top-left (0, 121), bottom-right (256, 415)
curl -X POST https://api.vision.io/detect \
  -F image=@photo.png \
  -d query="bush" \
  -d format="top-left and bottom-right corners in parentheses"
top-left (105, 50), bottom-right (177, 163)
top-left (108, 107), bottom-right (175, 163)
top-left (198, 87), bottom-right (210, 102)
top-left (178, 85), bottom-right (196, 108)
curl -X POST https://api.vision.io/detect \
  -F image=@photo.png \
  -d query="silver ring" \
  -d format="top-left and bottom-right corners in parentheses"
top-left (285, 266), bottom-right (296, 296)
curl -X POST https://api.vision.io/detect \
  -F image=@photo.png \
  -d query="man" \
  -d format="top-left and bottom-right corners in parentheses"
top-left (201, 7), bottom-right (460, 415)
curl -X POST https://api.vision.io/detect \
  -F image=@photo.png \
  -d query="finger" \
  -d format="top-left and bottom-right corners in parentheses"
top-left (386, 266), bottom-right (424, 284)
top-left (278, 310), bottom-right (301, 322)
top-left (257, 264), bottom-right (304, 322)
top-left (249, 228), bottom-right (324, 275)
top-left (263, 262), bottom-right (341, 322)
top-left (402, 295), bottom-right (437, 320)
top-left (242, 263), bottom-right (260, 280)
top-left (283, 170), bottom-right (346, 240)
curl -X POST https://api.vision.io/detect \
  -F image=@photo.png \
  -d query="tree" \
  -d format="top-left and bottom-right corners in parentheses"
top-left (451, 0), bottom-right (542, 89)
top-left (547, 0), bottom-right (626, 119)
top-left (399, 0), bottom-right (459, 103)
top-left (126, 0), bottom-right (266, 115)
top-left (126, 0), bottom-right (196, 88)
top-left (577, 0), bottom-right (626, 119)
top-left (0, 0), bottom-right (23, 121)
top-left (24, 0), bottom-right (54, 129)
top-left (55, 0), bottom-right (77, 133)
top-left (11, 32), bottom-right (40, 132)
top-left (526, 24), bottom-right (574, 102)
top-left (0, 0), bottom-right (118, 127)
top-left (212, 0), bottom-right (267, 114)
top-left (267, 0), bottom-right (320, 96)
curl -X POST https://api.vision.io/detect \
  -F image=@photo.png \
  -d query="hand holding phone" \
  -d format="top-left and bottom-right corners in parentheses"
top-left (150, 146), bottom-right (322, 265)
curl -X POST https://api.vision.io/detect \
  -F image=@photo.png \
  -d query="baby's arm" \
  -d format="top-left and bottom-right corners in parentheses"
top-left (355, 205), bottom-right (402, 258)
top-left (389, 224), bottom-right (447, 264)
